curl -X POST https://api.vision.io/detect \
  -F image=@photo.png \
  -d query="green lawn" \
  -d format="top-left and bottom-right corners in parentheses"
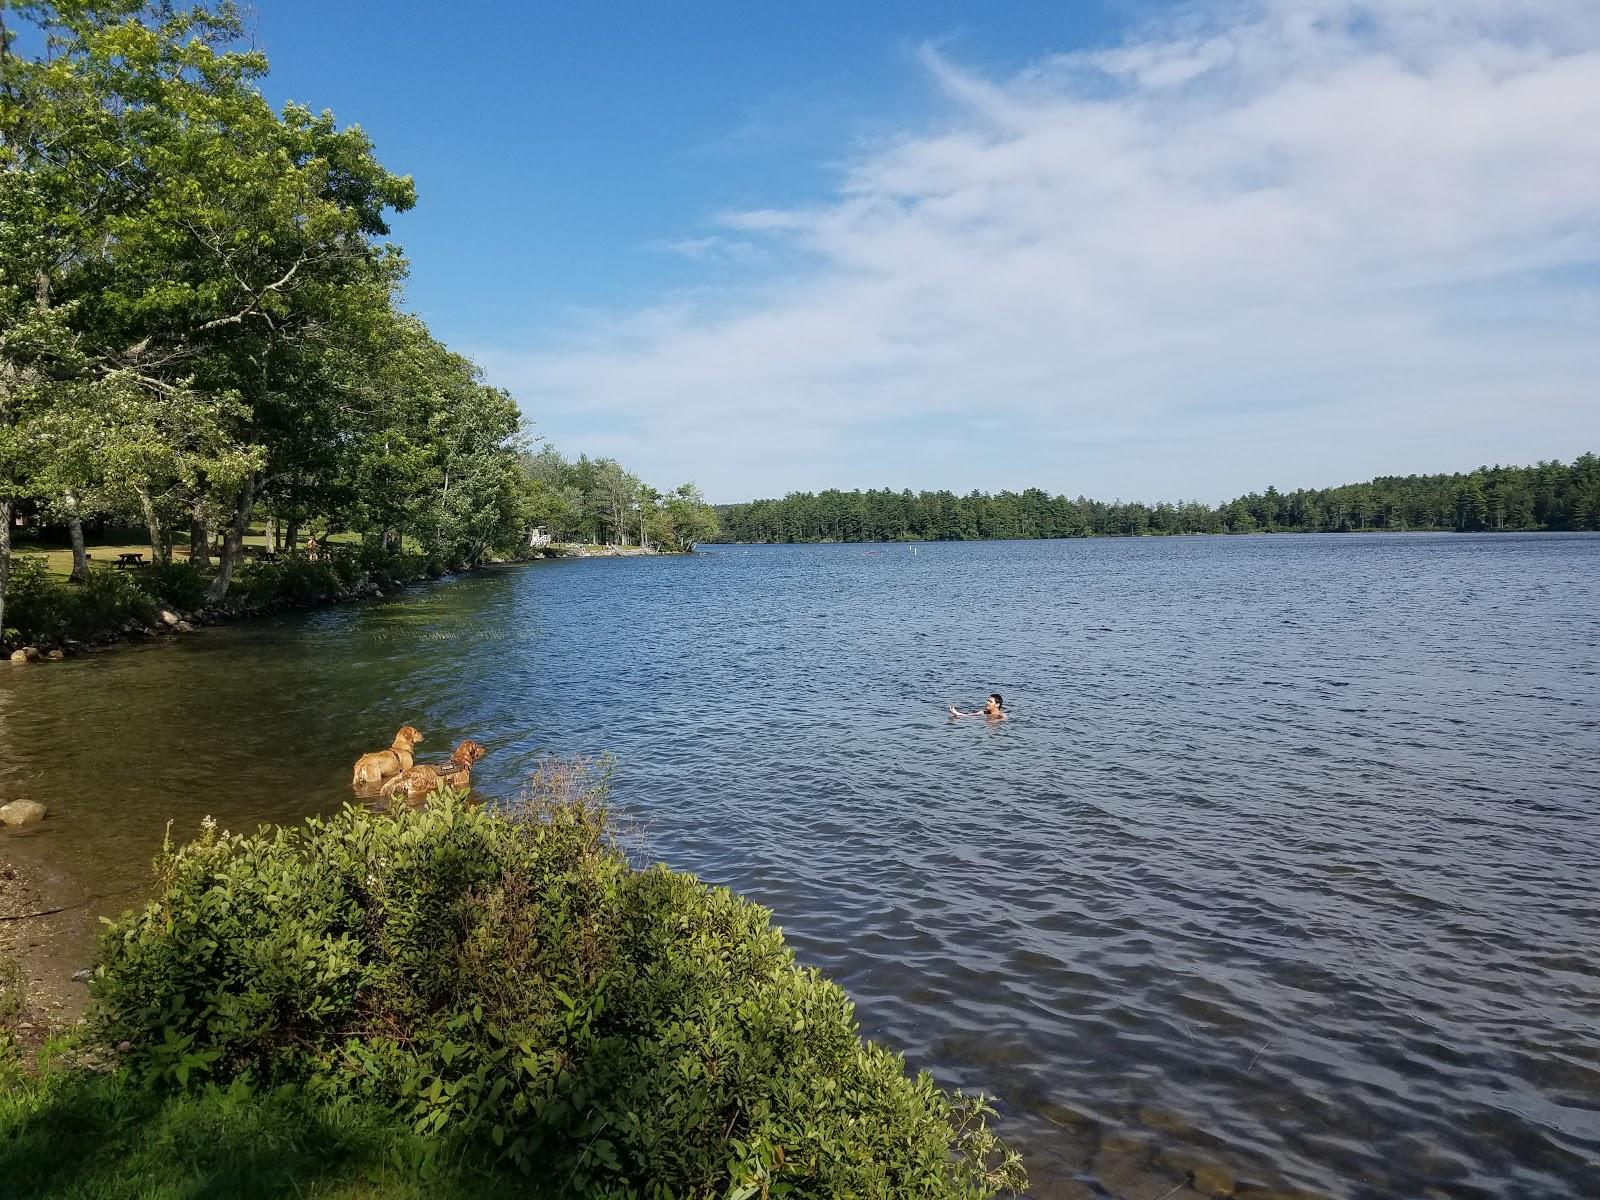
top-left (18, 530), bottom-right (369, 577)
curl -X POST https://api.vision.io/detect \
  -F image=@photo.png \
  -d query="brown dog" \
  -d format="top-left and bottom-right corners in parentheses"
top-left (380, 739), bottom-right (487, 802)
top-left (352, 726), bottom-right (424, 788)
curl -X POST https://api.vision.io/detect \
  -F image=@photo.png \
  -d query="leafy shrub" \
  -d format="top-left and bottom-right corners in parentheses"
top-left (231, 548), bottom-right (460, 606)
top-left (235, 556), bottom-right (347, 606)
top-left (132, 560), bottom-right (211, 611)
top-left (366, 539), bottom-right (477, 579)
top-left (93, 766), bottom-right (1026, 1199)
top-left (2, 557), bottom-right (157, 644)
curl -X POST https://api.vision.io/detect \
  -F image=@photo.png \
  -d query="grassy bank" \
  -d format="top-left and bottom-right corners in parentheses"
top-left (1, 762), bottom-right (1024, 1199)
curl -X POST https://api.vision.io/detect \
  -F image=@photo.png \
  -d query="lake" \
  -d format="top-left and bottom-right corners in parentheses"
top-left (2, 533), bottom-right (1598, 1198)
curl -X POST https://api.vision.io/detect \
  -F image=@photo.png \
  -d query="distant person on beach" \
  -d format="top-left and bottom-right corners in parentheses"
top-left (950, 693), bottom-right (1006, 721)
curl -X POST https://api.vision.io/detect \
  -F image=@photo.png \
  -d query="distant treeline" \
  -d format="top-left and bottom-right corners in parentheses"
top-left (712, 454), bottom-right (1600, 542)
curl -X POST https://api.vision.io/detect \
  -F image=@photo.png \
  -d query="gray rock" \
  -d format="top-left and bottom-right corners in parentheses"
top-left (175, 620), bottom-right (196, 634)
top-left (0, 799), bottom-right (47, 827)
top-left (71, 967), bottom-right (93, 982)
top-left (10, 646), bottom-right (43, 663)
top-left (159, 609), bottom-right (182, 627)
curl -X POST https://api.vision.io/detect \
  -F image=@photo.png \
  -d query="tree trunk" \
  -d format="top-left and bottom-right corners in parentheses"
top-left (205, 476), bottom-right (256, 603)
top-left (65, 492), bottom-right (89, 582)
top-left (0, 497), bottom-right (11, 643)
top-left (189, 499), bottom-right (211, 569)
top-left (134, 484), bottom-right (170, 564)
top-left (284, 519), bottom-right (300, 554)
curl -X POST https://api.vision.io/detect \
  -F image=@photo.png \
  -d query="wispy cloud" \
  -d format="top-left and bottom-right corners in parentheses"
top-left (646, 235), bottom-right (770, 265)
top-left (478, 0), bottom-right (1600, 502)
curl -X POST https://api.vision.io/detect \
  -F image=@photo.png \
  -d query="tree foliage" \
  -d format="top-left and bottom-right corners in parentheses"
top-left (0, 1), bottom-right (556, 631)
top-left (1, 1), bottom-right (714, 640)
top-left (518, 444), bottom-right (717, 550)
top-left (713, 455), bottom-right (1600, 543)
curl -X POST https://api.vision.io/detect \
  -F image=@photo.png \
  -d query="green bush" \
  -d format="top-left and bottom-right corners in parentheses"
top-left (235, 555), bottom-right (347, 606)
top-left (92, 766), bottom-right (1025, 1199)
top-left (231, 548), bottom-right (458, 606)
top-left (133, 560), bottom-right (211, 611)
top-left (3, 557), bottom-right (158, 644)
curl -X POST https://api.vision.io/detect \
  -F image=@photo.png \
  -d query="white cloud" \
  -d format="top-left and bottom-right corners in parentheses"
top-left (478, 0), bottom-right (1600, 502)
top-left (647, 235), bottom-right (770, 266)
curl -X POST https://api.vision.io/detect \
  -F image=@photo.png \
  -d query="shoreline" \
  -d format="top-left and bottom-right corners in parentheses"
top-left (2, 543), bottom-right (682, 666)
top-left (4, 778), bottom-right (1270, 1200)
top-left (0, 853), bottom-right (82, 1042)
top-left (1, 544), bottom-right (688, 1018)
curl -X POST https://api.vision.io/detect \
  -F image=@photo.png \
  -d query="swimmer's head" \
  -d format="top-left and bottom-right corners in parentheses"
top-left (988, 693), bottom-right (1004, 710)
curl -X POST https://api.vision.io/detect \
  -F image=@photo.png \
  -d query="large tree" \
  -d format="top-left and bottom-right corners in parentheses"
top-left (2, 0), bottom-right (416, 617)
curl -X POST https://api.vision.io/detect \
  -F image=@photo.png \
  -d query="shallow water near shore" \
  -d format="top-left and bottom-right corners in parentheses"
top-left (3, 533), bottom-right (1598, 1198)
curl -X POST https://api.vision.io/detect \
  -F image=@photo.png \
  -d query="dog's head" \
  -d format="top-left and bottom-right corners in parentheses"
top-left (450, 739), bottom-right (487, 766)
top-left (393, 725), bottom-right (424, 749)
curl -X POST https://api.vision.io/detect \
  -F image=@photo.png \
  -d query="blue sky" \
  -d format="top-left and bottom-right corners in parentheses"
top-left (251, 1), bottom-right (1600, 502)
top-left (253, 1), bottom-right (1129, 342)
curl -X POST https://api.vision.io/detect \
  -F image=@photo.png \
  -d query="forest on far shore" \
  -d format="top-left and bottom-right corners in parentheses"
top-left (712, 453), bottom-right (1600, 543)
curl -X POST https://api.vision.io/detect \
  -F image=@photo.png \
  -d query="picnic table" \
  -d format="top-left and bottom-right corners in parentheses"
top-left (114, 552), bottom-right (145, 569)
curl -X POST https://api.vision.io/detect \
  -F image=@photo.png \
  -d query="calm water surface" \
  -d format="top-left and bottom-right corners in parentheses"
top-left (3, 534), bottom-right (1598, 1199)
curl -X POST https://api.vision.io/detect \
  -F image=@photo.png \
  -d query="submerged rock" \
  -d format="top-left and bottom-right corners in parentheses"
top-left (1191, 1162), bottom-right (1238, 1197)
top-left (46, 649), bottom-right (65, 661)
top-left (0, 799), bottom-right (48, 827)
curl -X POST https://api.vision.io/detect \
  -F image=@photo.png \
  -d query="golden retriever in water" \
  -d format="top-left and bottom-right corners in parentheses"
top-left (352, 726), bottom-right (424, 788)
top-left (380, 739), bottom-right (487, 802)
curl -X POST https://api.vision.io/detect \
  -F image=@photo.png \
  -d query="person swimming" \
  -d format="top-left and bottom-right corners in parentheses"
top-left (949, 693), bottom-right (1006, 721)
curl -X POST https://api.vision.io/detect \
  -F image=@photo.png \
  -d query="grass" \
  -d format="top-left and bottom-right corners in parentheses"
top-left (19, 530), bottom-right (370, 578)
top-left (0, 1066), bottom-right (531, 1200)
top-left (25, 543), bottom-right (181, 576)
